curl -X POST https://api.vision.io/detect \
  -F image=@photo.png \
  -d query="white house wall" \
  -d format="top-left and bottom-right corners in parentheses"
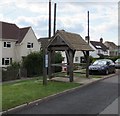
top-left (14, 44), bottom-right (21, 62)
top-left (1, 39), bottom-right (16, 67)
top-left (89, 43), bottom-right (99, 58)
top-left (61, 51), bottom-right (84, 64)
top-left (2, 40), bottom-right (16, 60)
top-left (74, 51), bottom-right (84, 63)
top-left (19, 28), bottom-right (40, 61)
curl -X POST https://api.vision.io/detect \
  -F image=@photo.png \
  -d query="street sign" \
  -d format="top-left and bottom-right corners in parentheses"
top-left (45, 54), bottom-right (48, 68)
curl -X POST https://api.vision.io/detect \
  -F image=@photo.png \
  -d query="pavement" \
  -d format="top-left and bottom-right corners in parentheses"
top-left (50, 72), bottom-right (117, 85)
top-left (2, 69), bottom-right (119, 115)
top-left (100, 97), bottom-right (119, 114)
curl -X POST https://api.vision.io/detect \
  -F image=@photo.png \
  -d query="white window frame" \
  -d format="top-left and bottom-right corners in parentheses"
top-left (4, 42), bottom-right (11, 48)
top-left (27, 42), bottom-right (33, 48)
top-left (2, 58), bottom-right (12, 66)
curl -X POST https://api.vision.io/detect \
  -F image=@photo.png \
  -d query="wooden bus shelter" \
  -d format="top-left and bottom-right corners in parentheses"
top-left (46, 30), bottom-right (93, 82)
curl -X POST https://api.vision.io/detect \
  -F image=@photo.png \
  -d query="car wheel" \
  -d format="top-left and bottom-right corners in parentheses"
top-left (105, 69), bottom-right (109, 75)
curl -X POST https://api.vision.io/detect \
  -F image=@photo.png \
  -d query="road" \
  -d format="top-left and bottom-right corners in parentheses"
top-left (9, 74), bottom-right (119, 114)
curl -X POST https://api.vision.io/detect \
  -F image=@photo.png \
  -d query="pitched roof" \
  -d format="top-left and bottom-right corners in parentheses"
top-left (48, 30), bottom-right (93, 51)
top-left (17, 27), bottom-right (30, 43)
top-left (90, 41), bottom-right (108, 51)
top-left (38, 37), bottom-right (50, 49)
top-left (0, 21), bottom-right (30, 43)
top-left (104, 41), bottom-right (118, 49)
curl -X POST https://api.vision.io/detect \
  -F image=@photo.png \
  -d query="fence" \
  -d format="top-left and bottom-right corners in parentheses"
top-left (2, 68), bottom-right (27, 81)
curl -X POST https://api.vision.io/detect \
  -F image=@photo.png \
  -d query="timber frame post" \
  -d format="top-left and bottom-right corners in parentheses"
top-left (65, 49), bottom-right (75, 82)
top-left (48, 50), bottom-right (55, 79)
top-left (69, 50), bottom-right (75, 82)
top-left (65, 50), bottom-right (69, 76)
top-left (48, 50), bottom-right (52, 79)
top-left (82, 51), bottom-right (90, 78)
top-left (43, 48), bottom-right (48, 85)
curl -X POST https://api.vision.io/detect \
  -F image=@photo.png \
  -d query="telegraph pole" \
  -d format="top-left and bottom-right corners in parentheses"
top-left (86, 11), bottom-right (90, 78)
top-left (43, 0), bottom-right (52, 85)
top-left (49, 0), bottom-right (51, 39)
top-left (88, 11), bottom-right (90, 44)
top-left (53, 3), bottom-right (57, 36)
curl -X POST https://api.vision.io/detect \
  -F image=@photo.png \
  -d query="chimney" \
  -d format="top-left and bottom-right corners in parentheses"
top-left (100, 38), bottom-right (103, 43)
top-left (85, 36), bottom-right (90, 43)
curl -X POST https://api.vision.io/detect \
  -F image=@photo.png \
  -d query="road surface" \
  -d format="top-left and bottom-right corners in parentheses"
top-left (8, 74), bottom-right (119, 114)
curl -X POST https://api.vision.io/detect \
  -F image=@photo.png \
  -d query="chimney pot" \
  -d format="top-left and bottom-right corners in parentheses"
top-left (100, 38), bottom-right (103, 43)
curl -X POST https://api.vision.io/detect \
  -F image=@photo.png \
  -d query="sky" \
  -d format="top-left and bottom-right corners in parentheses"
top-left (0, 0), bottom-right (119, 45)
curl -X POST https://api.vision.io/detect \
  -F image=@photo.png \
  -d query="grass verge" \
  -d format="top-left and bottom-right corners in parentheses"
top-left (54, 72), bottom-right (102, 78)
top-left (2, 78), bottom-right (80, 111)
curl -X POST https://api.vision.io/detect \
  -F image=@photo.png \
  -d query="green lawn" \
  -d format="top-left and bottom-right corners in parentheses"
top-left (2, 78), bottom-right (80, 111)
top-left (74, 72), bottom-right (102, 78)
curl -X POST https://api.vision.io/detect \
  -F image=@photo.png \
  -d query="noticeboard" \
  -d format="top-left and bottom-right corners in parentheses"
top-left (45, 54), bottom-right (48, 68)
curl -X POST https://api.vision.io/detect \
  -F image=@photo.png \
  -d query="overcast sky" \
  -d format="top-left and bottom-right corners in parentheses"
top-left (0, 0), bottom-right (119, 45)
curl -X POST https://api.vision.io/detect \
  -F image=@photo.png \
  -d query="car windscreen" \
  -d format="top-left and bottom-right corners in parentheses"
top-left (93, 60), bottom-right (106, 65)
top-left (116, 59), bottom-right (120, 62)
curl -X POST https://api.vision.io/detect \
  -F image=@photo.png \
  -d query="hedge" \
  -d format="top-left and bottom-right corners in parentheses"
top-left (22, 51), bottom-right (63, 77)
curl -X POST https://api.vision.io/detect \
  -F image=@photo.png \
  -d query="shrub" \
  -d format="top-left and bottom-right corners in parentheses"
top-left (2, 69), bottom-right (19, 81)
top-left (22, 51), bottom-right (43, 77)
top-left (2, 62), bottom-right (20, 81)
top-left (8, 62), bottom-right (20, 70)
top-left (22, 51), bottom-right (63, 77)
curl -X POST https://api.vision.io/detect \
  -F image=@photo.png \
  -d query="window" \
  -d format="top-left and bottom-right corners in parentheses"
top-left (27, 42), bottom-right (33, 48)
top-left (81, 57), bottom-right (86, 63)
top-left (4, 42), bottom-right (11, 48)
top-left (75, 57), bottom-right (79, 62)
top-left (98, 50), bottom-right (101, 54)
top-left (104, 51), bottom-right (108, 54)
top-left (96, 45), bottom-right (101, 49)
top-left (2, 58), bottom-right (12, 65)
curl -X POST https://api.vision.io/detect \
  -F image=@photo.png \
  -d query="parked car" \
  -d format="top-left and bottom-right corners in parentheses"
top-left (115, 58), bottom-right (120, 69)
top-left (89, 59), bottom-right (116, 75)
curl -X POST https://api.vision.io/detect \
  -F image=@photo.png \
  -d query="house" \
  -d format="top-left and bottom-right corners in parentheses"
top-left (0, 21), bottom-right (40, 67)
top-left (62, 51), bottom-right (84, 64)
top-left (88, 38), bottom-right (109, 58)
top-left (104, 41), bottom-right (118, 57)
